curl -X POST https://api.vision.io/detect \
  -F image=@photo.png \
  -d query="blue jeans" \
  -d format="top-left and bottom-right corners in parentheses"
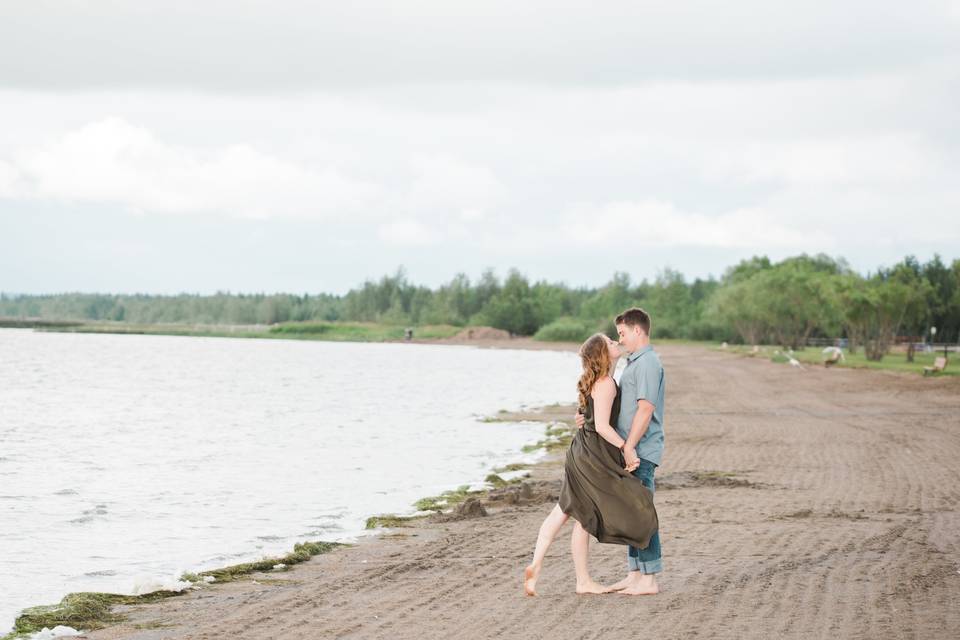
top-left (627, 459), bottom-right (662, 573)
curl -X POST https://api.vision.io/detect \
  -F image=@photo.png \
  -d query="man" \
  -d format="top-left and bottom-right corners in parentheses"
top-left (576, 307), bottom-right (665, 595)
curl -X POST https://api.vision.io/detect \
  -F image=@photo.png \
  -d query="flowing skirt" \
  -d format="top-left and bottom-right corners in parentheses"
top-left (558, 428), bottom-right (658, 548)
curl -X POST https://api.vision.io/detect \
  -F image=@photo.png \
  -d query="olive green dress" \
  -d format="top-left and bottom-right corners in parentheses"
top-left (558, 383), bottom-right (658, 549)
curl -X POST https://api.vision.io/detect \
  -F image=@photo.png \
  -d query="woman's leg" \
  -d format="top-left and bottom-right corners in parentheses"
top-left (524, 503), bottom-right (569, 595)
top-left (571, 521), bottom-right (612, 594)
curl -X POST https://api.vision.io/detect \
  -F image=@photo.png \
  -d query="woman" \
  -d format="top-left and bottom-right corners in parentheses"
top-left (523, 333), bottom-right (658, 596)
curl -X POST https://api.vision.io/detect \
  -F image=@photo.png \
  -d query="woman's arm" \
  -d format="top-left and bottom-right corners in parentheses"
top-left (591, 377), bottom-right (627, 450)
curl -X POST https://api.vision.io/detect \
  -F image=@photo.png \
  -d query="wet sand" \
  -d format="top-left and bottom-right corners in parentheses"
top-left (83, 343), bottom-right (960, 639)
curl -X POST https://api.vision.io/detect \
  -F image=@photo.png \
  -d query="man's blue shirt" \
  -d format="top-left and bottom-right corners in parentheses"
top-left (616, 344), bottom-right (665, 465)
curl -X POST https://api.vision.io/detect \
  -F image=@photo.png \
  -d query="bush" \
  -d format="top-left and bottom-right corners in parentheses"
top-left (533, 317), bottom-right (592, 342)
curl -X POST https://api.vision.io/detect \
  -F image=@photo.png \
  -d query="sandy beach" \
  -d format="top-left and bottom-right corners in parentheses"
top-left (71, 342), bottom-right (960, 639)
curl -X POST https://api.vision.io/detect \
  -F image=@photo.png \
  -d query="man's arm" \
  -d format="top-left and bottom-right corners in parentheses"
top-left (624, 399), bottom-right (655, 451)
top-left (621, 399), bottom-right (654, 470)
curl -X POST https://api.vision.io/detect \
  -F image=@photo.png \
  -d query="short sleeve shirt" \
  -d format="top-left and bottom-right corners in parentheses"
top-left (615, 345), bottom-right (665, 465)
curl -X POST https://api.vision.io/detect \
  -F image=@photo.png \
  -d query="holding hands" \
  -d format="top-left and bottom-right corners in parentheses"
top-left (622, 446), bottom-right (640, 473)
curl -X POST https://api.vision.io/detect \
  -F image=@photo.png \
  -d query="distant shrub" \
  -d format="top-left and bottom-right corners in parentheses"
top-left (534, 317), bottom-right (592, 342)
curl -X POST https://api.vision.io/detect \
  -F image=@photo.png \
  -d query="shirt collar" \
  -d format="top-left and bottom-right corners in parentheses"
top-left (626, 344), bottom-right (653, 362)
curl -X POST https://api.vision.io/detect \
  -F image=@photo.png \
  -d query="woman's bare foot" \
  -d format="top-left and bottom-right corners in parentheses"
top-left (575, 580), bottom-right (614, 595)
top-left (524, 565), bottom-right (539, 596)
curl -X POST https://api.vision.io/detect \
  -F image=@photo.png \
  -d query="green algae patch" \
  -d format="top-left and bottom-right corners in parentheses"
top-left (413, 484), bottom-right (486, 512)
top-left (484, 473), bottom-right (508, 488)
top-left (521, 422), bottom-right (573, 454)
top-left (196, 540), bottom-right (345, 583)
top-left (4, 590), bottom-right (183, 639)
top-left (493, 462), bottom-right (530, 473)
top-left (364, 514), bottom-right (425, 529)
top-left (2, 540), bottom-right (346, 639)
top-left (484, 473), bottom-right (529, 489)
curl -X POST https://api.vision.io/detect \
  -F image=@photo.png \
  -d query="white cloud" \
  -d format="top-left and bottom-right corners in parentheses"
top-left (559, 200), bottom-right (834, 250)
top-left (0, 117), bottom-right (513, 228)
top-left (6, 117), bottom-right (380, 219)
top-left (702, 135), bottom-right (940, 186)
top-left (377, 218), bottom-right (442, 246)
top-left (0, 160), bottom-right (18, 197)
top-left (1, 53), bottom-right (958, 292)
top-left (1, 1), bottom-right (957, 90)
top-left (403, 154), bottom-right (504, 219)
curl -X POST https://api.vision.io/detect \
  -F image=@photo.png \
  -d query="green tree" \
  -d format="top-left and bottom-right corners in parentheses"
top-left (483, 270), bottom-right (540, 335)
top-left (706, 277), bottom-right (768, 345)
top-left (840, 268), bottom-right (930, 361)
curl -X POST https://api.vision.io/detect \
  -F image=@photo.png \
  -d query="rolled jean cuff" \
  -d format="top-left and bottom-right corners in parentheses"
top-left (627, 557), bottom-right (662, 574)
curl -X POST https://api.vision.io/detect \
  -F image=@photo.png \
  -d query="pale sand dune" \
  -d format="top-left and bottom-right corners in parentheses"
top-left (84, 344), bottom-right (960, 639)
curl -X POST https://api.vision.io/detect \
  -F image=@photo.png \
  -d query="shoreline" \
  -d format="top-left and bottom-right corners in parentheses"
top-left (3, 396), bottom-right (578, 640)
top-left (10, 321), bottom-right (952, 377)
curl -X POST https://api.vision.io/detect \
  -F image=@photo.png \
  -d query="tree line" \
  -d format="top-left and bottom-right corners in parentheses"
top-left (2, 253), bottom-right (958, 360)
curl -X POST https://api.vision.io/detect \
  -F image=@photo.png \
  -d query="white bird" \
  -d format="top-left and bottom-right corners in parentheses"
top-left (821, 346), bottom-right (845, 361)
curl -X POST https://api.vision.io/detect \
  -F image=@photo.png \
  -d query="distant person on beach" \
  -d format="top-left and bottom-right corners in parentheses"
top-left (577, 307), bottom-right (666, 595)
top-left (523, 331), bottom-right (658, 596)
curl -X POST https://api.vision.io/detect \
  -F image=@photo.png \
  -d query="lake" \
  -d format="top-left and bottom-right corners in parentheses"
top-left (0, 329), bottom-right (580, 633)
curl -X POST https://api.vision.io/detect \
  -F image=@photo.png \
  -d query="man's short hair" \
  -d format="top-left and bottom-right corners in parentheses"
top-left (615, 307), bottom-right (651, 335)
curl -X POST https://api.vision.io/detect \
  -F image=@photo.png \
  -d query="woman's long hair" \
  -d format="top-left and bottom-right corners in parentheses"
top-left (577, 333), bottom-right (612, 410)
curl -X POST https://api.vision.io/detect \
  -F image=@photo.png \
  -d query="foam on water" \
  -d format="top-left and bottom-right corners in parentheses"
top-left (0, 329), bottom-right (579, 633)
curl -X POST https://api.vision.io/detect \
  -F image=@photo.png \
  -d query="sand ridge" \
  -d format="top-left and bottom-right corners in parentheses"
top-left (83, 343), bottom-right (960, 639)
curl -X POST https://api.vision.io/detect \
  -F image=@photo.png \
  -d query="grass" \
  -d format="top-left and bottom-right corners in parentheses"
top-left (268, 322), bottom-right (460, 341)
top-left (533, 317), bottom-right (593, 342)
top-left (0, 318), bottom-right (83, 329)
top-left (34, 321), bottom-right (461, 343)
top-left (719, 344), bottom-right (958, 376)
top-left (2, 540), bottom-right (343, 639)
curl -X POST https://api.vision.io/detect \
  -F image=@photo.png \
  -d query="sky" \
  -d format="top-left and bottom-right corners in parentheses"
top-left (1, 1), bottom-right (959, 295)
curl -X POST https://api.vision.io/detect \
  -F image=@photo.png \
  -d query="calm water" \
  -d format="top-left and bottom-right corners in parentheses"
top-left (0, 329), bottom-right (579, 633)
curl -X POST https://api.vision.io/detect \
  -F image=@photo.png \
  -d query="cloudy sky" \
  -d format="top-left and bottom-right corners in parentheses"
top-left (1, 1), bottom-right (959, 294)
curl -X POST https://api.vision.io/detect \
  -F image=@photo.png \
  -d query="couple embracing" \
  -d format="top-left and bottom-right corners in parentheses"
top-left (524, 307), bottom-right (665, 596)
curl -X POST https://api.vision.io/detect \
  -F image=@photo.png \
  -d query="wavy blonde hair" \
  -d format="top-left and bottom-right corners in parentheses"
top-left (577, 333), bottom-right (612, 410)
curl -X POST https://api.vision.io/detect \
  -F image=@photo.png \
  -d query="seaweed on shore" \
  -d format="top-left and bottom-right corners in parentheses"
top-left (484, 473), bottom-right (509, 488)
top-left (2, 540), bottom-right (344, 639)
top-left (366, 471), bottom-right (532, 529)
top-left (364, 514), bottom-right (426, 529)
top-left (492, 462), bottom-right (530, 473)
top-left (3, 590), bottom-right (181, 639)
top-left (414, 485), bottom-right (482, 511)
top-left (521, 421), bottom-right (573, 453)
top-left (194, 540), bottom-right (345, 583)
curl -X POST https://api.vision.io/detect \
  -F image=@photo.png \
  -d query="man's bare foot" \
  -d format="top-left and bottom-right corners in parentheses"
top-left (524, 565), bottom-right (538, 596)
top-left (575, 580), bottom-right (614, 595)
top-left (608, 575), bottom-right (634, 591)
top-left (617, 574), bottom-right (659, 595)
